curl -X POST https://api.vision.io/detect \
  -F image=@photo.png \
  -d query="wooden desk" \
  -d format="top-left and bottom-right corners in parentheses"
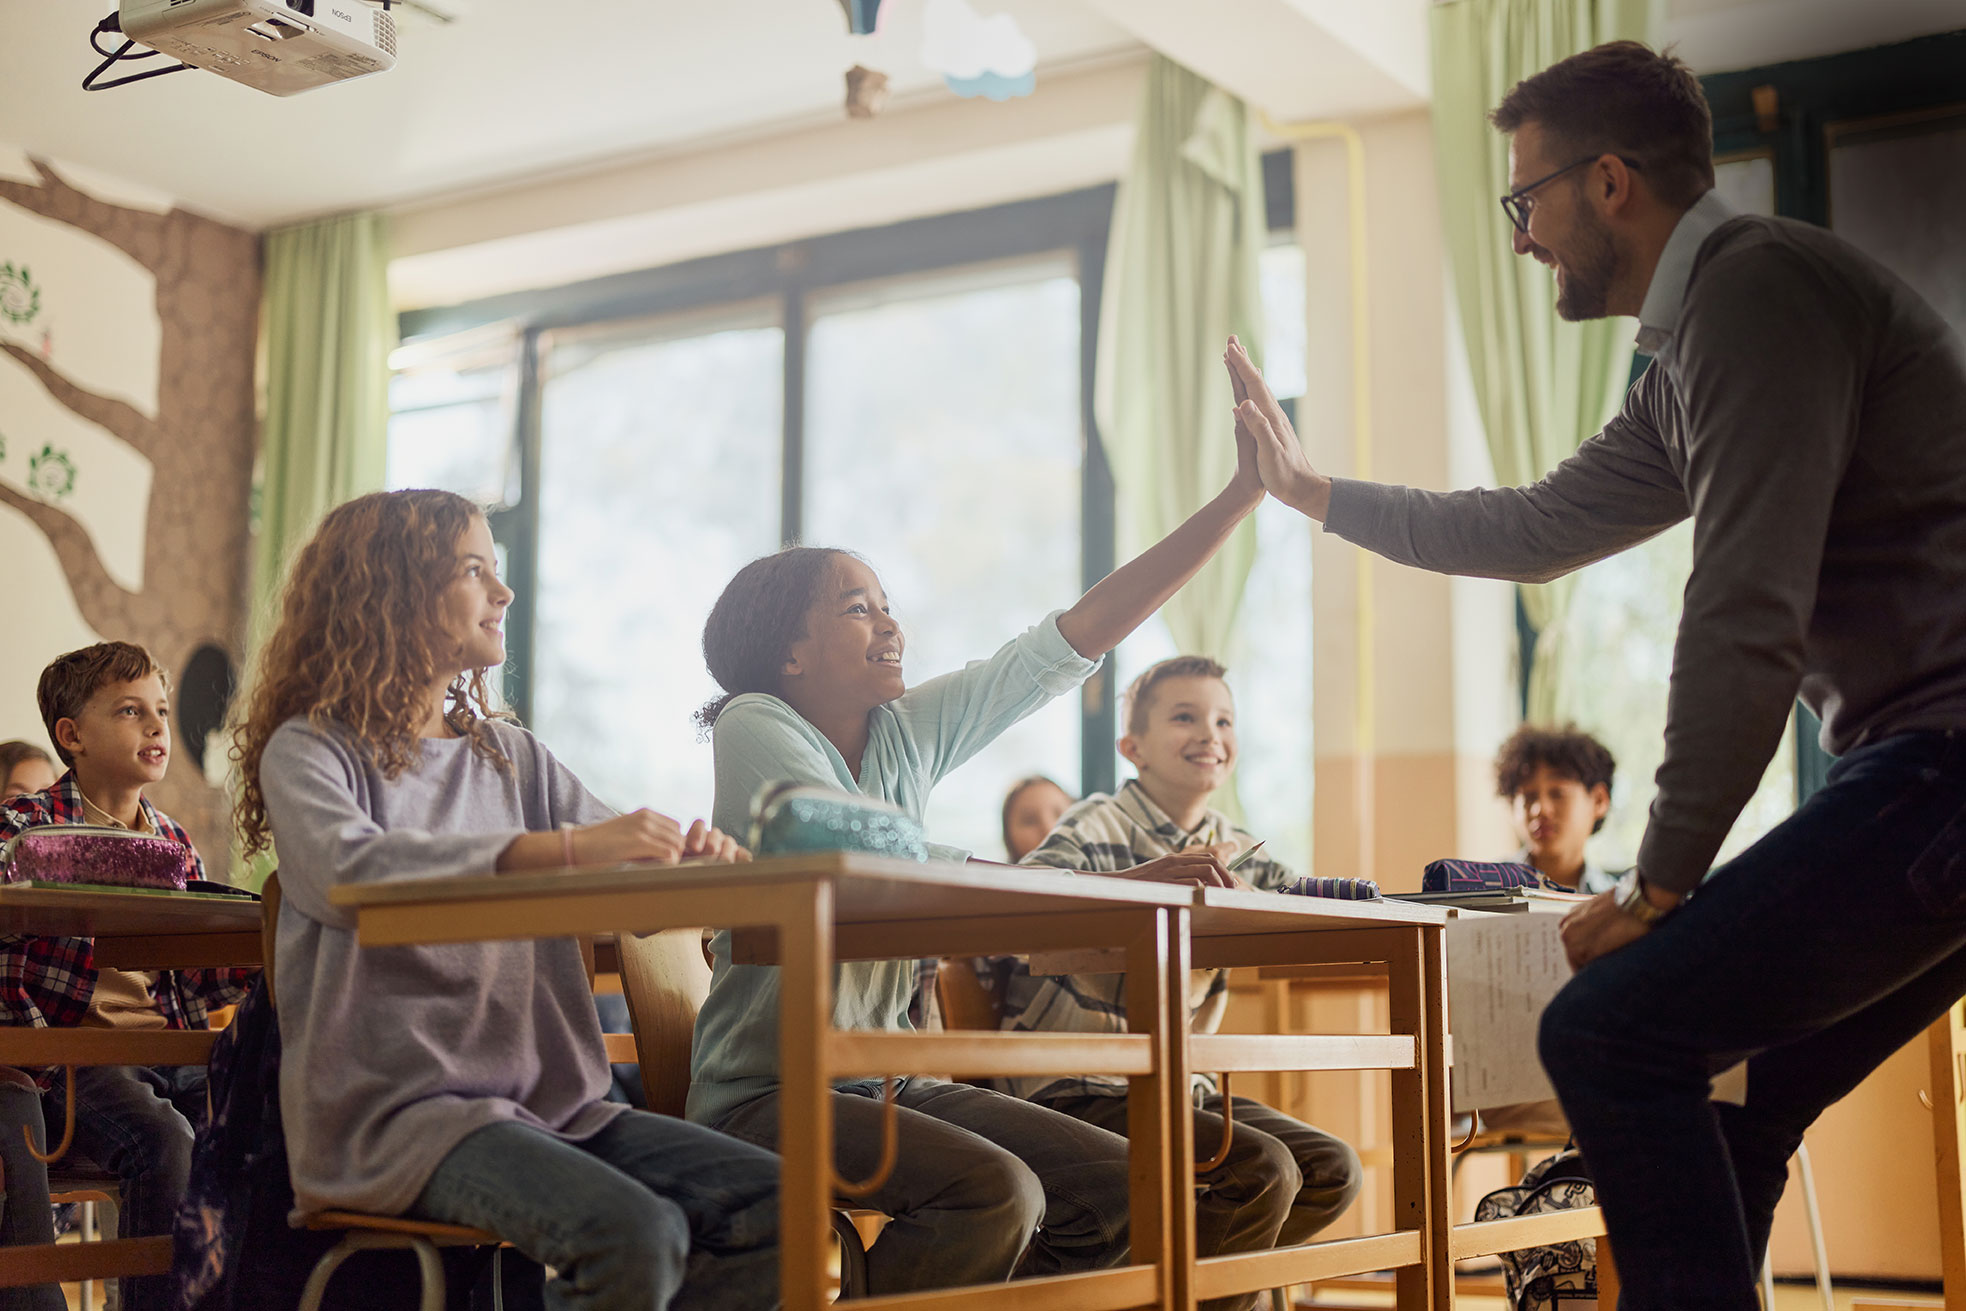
top-left (1177, 888), bottom-right (1453, 1310)
top-left (0, 885), bottom-right (263, 1290)
top-left (337, 852), bottom-right (1192, 1311)
top-left (339, 861), bottom-right (1467, 1310)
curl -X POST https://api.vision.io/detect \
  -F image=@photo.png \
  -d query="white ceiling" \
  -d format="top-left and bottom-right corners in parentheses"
top-left (0, 0), bottom-right (1141, 228)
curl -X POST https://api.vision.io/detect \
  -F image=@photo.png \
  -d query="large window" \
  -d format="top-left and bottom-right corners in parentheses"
top-left (386, 162), bottom-right (1302, 856)
top-left (530, 307), bottom-right (785, 823)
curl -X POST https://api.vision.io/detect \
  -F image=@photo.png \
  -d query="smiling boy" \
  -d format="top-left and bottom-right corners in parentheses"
top-left (988, 656), bottom-right (1362, 1311)
top-left (0, 642), bottom-right (254, 1311)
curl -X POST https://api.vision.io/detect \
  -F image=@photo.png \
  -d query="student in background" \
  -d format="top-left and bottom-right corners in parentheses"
top-left (690, 402), bottom-right (1263, 1294)
top-left (0, 644), bottom-right (255, 1311)
top-left (1000, 775), bottom-right (1073, 863)
top-left (233, 489), bottom-right (779, 1311)
top-left (0, 743), bottom-right (54, 799)
top-left (993, 656), bottom-right (1361, 1311)
top-left (1495, 725), bottom-right (1621, 894)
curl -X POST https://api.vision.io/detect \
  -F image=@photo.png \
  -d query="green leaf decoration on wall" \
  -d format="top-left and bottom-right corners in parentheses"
top-left (0, 263), bottom-right (40, 326)
top-left (28, 443), bottom-right (76, 501)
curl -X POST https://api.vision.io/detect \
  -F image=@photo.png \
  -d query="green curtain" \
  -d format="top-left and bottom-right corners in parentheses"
top-left (1428, 0), bottom-right (1651, 722)
top-left (1094, 54), bottom-right (1268, 661)
top-left (253, 211), bottom-right (394, 648)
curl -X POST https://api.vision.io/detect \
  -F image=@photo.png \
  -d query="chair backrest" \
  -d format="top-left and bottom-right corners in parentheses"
top-left (261, 871), bottom-right (281, 1011)
top-left (613, 930), bottom-right (713, 1119)
top-left (935, 958), bottom-right (1001, 1032)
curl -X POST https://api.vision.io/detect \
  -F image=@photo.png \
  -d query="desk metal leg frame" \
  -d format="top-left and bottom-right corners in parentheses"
top-left (777, 889), bottom-right (1179, 1311)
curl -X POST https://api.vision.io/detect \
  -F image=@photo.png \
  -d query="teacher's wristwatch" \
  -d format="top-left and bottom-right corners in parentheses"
top-left (1613, 870), bottom-right (1674, 926)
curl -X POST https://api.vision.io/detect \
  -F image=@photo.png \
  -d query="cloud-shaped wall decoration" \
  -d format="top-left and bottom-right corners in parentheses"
top-left (920, 0), bottom-right (1035, 99)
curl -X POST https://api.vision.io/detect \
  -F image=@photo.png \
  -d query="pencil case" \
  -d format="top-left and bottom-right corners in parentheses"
top-left (0, 824), bottom-right (194, 891)
top-left (1278, 876), bottom-right (1381, 900)
top-left (749, 783), bottom-right (929, 863)
top-left (1421, 858), bottom-right (1543, 894)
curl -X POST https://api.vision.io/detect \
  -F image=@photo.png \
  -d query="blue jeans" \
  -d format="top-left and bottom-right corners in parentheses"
top-left (43, 1064), bottom-right (204, 1311)
top-left (411, 1111), bottom-right (780, 1311)
top-left (0, 1073), bottom-right (61, 1311)
top-left (1541, 728), bottom-right (1966, 1309)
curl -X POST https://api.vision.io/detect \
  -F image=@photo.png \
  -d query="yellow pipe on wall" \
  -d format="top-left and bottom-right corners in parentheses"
top-left (1260, 114), bottom-right (1375, 883)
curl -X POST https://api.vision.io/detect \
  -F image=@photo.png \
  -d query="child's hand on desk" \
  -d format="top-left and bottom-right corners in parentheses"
top-left (681, 819), bottom-right (750, 864)
top-left (573, 810), bottom-right (689, 865)
top-left (1110, 851), bottom-right (1237, 889)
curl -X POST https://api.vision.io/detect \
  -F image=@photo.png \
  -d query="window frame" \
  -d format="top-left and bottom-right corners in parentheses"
top-left (394, 151), bottom-right (1298, 800)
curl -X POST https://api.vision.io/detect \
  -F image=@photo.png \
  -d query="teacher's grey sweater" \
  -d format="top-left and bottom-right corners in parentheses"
top-left (1326, 214), bottom-right (1966, 893)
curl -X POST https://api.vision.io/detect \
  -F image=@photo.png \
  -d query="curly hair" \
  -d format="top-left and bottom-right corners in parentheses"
top-left (1494, 724), bottom-right (1616, 834)
top-left (232, 489), bottom-right (510, 858)
top-left (695, 546), bottom-right (852, 737)
top-left (1122, 655), bottom-right (1229, 738)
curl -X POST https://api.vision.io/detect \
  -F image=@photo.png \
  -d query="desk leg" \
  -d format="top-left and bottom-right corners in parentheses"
top-left (1930, 1003), bottom-right (1966, 1305)
top-left (1387, 925), bottom-right (1449, 1311)
top-left (1127, 906), bottom-right (1187, 1311)
top-left (777, 881), bottom-right (835, 1311)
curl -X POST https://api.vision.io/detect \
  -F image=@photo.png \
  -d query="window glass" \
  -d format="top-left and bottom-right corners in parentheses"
top-left (385, 331), bottom-right (520, 507)
top-left (804, 259), bottom-right (1082, 859)
top-left (530, 307), bottom-right (784, 824)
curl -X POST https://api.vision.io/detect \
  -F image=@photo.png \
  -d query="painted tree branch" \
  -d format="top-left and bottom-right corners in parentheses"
top-left (0, 159), bottom-right (163, 271)
top-left (0, 343), bottom-right (163, 461)
top-left (0, 484), bottom-right (137, 637)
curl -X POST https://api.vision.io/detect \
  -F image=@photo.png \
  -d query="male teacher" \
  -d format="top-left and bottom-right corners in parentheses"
top-left (1227, 40), bottom-right (1966, 1309)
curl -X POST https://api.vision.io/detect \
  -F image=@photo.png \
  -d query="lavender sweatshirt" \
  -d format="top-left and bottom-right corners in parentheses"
top-left (261, 716), bottom-right (623, 1216)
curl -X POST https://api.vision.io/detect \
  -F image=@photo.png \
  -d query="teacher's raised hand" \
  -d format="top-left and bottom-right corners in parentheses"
top-left (1225, 335), bottom-right (1333, 522)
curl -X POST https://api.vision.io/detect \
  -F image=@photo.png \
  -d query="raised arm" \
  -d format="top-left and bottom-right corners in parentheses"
top-left (1055, 402), bottom-right (1264, 659)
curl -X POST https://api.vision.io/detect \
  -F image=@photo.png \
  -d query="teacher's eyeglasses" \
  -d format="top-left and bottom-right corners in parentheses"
top-left (1500, 155), bottom-right (1642, 235)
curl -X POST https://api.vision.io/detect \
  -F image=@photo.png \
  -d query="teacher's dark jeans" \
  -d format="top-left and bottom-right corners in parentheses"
top-left (1540, 728), bottom-right (1966, 1309)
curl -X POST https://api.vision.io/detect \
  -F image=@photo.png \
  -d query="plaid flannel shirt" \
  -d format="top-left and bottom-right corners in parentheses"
top-left (0, 773), bottom-right (256, 1087)
top-left (983, 779), bottom-right (1292, 1103)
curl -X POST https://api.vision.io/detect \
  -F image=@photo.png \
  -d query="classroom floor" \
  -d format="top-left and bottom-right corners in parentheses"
top-left (51, 1269), bottom-right (1943, 1309)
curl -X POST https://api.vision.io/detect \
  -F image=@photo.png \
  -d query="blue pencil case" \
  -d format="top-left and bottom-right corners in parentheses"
top-left (748, 782), bottom-right (930, 863)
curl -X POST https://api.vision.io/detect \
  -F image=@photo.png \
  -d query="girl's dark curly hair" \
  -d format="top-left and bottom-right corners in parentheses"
top-left (696, 546), bottom-right (854, 736)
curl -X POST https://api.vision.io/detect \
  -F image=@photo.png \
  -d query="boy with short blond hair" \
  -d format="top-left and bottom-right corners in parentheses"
top-left (0, 642), bottom-right (254, 1311)
top-left (987, 656), bottom-right (1361, 1311)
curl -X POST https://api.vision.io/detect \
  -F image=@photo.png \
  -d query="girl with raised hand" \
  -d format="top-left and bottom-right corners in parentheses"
top-left (233, 489), bottom-right (777, 1311)
top-left (686, 416), bottom-right (1264, 1294)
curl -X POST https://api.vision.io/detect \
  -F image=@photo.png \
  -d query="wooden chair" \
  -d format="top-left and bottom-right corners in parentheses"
top-left (612, 927), bottom-right (877, 1298)
top-left (260, 874), bottom-right (508, 1311)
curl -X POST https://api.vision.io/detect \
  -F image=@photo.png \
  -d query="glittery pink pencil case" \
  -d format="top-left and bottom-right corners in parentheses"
top-left (0, 825), bottom-right (193, 891)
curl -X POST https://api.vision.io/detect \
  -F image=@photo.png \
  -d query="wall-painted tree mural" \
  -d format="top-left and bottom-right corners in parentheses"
top-left (0, 156), bottom-right (259, 859)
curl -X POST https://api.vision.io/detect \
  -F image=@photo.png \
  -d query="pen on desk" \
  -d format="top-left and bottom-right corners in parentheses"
top-left (1225, 840), bottom-right (1266, 873)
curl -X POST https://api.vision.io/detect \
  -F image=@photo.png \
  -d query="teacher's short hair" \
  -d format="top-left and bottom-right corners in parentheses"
top-left (1491, 40), bottom-right (1715, 212)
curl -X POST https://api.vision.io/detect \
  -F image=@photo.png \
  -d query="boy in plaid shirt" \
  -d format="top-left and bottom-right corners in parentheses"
top-left (0, 643), bottom-right (254, 1311)
top-left (986, 657), bottom-right (1361, 1311)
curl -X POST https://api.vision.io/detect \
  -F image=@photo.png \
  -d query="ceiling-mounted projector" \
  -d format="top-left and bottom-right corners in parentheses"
top-left (116, 0), bottom-right (396, 96)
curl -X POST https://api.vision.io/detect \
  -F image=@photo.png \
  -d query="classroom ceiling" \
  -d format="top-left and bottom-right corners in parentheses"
top-left (0, 0), bottom-right (1142, 229)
